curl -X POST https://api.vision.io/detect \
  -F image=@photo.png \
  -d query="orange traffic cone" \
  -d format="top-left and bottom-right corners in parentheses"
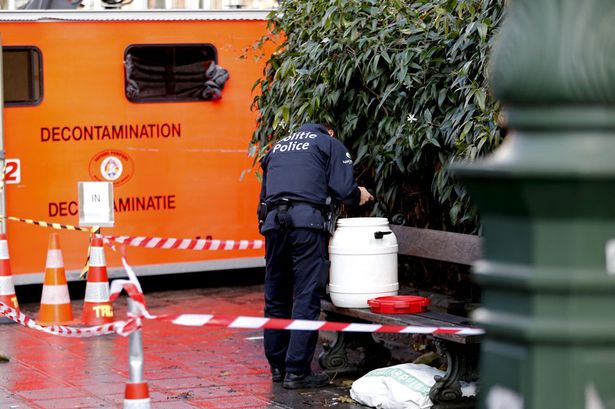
top-left (38, 233), bottom-right (74, 325)
top-left (0, 233), bottom-right (19, 322)
top-left (82, 236), bottom-right (114, 325)
top-left (124, 382), bottom-right (151, 408)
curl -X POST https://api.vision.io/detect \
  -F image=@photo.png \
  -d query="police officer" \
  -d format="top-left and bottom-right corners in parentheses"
top-left (258, 123), bottom-right (373, 389)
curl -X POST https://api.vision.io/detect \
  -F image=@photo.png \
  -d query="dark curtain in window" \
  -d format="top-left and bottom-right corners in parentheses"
top-left (125, 54), bottom-right (229, 101)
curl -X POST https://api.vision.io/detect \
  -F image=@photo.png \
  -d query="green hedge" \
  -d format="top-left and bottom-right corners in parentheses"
top-left (250, 0), bottom-right (505, 232)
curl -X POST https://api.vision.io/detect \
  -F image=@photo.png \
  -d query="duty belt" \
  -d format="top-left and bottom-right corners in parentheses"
top-left (269, 198), bottom-right (327, 212)
top-left (267, 198), bottom-right (336, 234)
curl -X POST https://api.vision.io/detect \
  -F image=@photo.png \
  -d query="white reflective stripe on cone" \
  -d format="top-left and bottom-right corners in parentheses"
top-left (84, 282), bottom-right (110, 302)
top-left (41, 284), bottom-right (71, 304)
top-left (0, 276), bottom-right (16, 295)
top-left (123, 399), bottom-right (151, 409)
top-left (0, 241), bottom-right (9, 259)
top-left (89, 247), bottom-right (106, 267)
top-left (45, 249), bottom-right (64, 268)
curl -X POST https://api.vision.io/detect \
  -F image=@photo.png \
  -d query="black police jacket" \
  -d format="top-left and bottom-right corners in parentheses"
top-left (259, 123), bottom-right (360, 233)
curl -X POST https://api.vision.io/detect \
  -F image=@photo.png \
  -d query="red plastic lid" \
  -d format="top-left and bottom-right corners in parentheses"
top-left (367, 296), bottom-right (430, 314)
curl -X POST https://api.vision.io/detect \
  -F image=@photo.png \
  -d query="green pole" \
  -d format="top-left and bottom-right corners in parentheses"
top-left (453, 0), bottom-right (615, 407)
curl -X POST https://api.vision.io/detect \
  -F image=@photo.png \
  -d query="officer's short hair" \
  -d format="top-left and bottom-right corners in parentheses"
top-left (319, 123), bottom-right (335, 136)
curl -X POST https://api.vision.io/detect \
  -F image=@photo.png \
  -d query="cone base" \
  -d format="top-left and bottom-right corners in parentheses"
top-left (124, 382), bottom-right (150, 408)
top-left (82, 301), bottom-right (115, 325)
top-left (38, 303), bottom-right (74, 326)
top-left (124, 382), bottom-right (149, 399)
top-left (123, 398), bottom-right (151, 409)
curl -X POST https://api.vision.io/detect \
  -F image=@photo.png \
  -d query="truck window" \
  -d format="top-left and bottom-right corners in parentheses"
top-left (124, 44), bottom-right (229, 103)
top-left (2, 47), bottom-right (43, 106)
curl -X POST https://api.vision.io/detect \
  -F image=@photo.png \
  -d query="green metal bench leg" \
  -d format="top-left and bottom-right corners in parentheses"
top-left (430, 340), bottom-right (479, 409)
top-left (319, 331), bottom-right (350, 371)
top-left (319, 331), bottom-right (391, 372)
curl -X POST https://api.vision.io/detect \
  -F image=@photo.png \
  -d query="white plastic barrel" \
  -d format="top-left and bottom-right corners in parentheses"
top-left (328, 217), bottom-right (399, 308)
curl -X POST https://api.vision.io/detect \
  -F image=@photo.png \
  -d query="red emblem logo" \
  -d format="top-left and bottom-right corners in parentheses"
top-left (89, 150), bottom-right (134, 186)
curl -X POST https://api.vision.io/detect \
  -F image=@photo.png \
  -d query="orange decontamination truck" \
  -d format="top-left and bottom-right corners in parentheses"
top-left (0, 10), bottom-right (272, 285)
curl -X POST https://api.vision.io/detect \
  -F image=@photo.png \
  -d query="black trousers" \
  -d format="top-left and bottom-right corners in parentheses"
top-left (263, 228), bottom-right (329, 375)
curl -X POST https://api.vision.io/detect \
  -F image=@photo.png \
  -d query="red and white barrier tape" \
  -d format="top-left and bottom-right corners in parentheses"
top-left (0, 299), bottom-right (483, 337)
top-left (165, 314), bottom-right (484, 335)
top-left (108, 256), bottom-right (154, 320)
top-left (112, 255), bottom-right (484, 336)
top-left (0, 301), bottom-right (140, 337)
top-left (1, 255), bottom-right (484, 338)
top-left (102, 235), bottom-right (263, 251)
top-left (1, 215), bottom-right (263, 252)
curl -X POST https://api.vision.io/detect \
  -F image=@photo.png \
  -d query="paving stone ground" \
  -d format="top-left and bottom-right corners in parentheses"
top-left (0, 271), bottom-right (376, 408)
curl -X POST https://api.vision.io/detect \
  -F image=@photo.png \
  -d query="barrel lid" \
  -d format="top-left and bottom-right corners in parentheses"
top-left (367, 296), bottom-right (430, 314)
top-left (337, 217), bottom-right (389, 227)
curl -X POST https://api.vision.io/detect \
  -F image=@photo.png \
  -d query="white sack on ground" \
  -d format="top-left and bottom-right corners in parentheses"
top-left (350, 363), bottom-right (477, 409)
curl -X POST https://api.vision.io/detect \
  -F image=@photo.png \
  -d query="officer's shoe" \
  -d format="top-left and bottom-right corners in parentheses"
top-left (282, 372), bottom-right (330, 389)
top-left (271, 367), bottom-right (285, 383)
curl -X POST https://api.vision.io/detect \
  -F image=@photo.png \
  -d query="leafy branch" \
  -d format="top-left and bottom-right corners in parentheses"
top-left (250, 0), bottom-right (505, 232)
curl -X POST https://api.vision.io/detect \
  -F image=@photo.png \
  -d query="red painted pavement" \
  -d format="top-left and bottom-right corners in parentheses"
top-left (0, 283), bottom-right (365, 408)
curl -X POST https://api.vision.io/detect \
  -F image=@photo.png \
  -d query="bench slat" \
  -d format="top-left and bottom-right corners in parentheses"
top-left (321, 300), bottom-right (481, 345)
top-left (390, 225), bottom-right (482, 265)
top-left (420, 310), bottom-right (473, 326)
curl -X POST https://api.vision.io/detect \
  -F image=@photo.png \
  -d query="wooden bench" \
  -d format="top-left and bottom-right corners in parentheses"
top-left (319, 225), bottom-right (482, 409)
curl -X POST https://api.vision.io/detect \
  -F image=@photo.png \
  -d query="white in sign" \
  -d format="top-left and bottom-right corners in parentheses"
top-left (78, 182), bottom-right (114, 227)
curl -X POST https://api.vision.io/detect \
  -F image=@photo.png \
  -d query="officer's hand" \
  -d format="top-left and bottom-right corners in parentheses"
top-left (358, 186), bottom-right (374, 206)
